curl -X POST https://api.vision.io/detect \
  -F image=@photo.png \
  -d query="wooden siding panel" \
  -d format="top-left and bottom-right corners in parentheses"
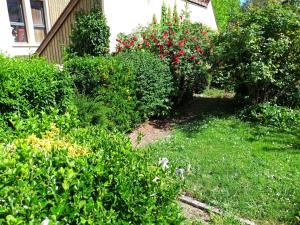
top-left (48, 0), bottom-right (71, 26)
top-left (39, 0), bottom-right (103, 64)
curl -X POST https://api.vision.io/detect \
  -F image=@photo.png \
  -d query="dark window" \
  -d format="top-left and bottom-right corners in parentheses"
top-left (30, 0), bottom-right (46, 42)
top-left (7, 0), bottom-right (28, 42)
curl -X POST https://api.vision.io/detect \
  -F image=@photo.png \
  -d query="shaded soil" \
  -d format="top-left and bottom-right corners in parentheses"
top-left (130, 95), bottom-right (236, 147)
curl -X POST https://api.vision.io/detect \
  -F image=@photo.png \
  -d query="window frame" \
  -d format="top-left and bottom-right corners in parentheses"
top-left (7, 0), bottom-right (51, 46)
top-left (7, 0), bottom-right (29, 43)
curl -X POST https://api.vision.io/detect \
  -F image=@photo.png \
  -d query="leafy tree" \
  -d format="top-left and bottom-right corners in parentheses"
top-left (212, 0), bottom-right (240, 30)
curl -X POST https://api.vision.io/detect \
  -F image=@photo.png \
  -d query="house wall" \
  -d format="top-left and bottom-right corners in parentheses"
top-left (103, 0), bottom-right (217, 51)
top-left (47, 0), bottom-right (70, 26)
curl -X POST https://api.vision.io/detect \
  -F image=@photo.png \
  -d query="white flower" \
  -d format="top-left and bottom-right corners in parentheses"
top-left (152, 176), bottom-right (160, 182)
top-left (176, 168), bottom-right (185, 175)
top-left (158, 158), bottom-right (169, 169)
top-left (176, 168), bottom-right (185, 179)
top-left (41, 217), bottom-right (50, 225)
top-left (23, 205), bottom-right (29, 209)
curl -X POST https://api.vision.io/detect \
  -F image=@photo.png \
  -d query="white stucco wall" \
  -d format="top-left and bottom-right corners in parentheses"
top-left (103, 0), bottom-right (217, 51)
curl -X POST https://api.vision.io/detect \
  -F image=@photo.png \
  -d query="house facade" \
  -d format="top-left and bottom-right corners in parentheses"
top-left (0, 0), bottom-right (70, 56)
top-left (0, 0), bottom-right (217, 62)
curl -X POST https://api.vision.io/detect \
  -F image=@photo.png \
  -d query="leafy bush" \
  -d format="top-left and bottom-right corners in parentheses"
top-left (67, 9), bottom-right (110, 57)
top-left (0, 126), bottom-right (183, 224)
top-left (215, 4), bottom-right (300, 107)
top-left (64, 56), bottom-right (140, 132)
top-left (115, 3), bottom-right (213, 104)
top-left (0, 55), bottom-right (73, 116)
top-left (115, 51), bottom-right (174, 119)
top-left (0, 108), bottom-right (79, 144)
top-left (240, 103), bottom-right (300, 128)
top-left (211, 0), bottom-right (240, 30)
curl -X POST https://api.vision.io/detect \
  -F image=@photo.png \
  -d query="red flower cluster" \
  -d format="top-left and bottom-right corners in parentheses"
top-left (115, 17), bottom-right (210, 69)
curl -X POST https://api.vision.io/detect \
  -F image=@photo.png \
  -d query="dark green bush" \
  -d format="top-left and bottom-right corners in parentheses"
top-left (67, 9), bottom-right (110, 57)
top-left (115, 51), bottom-right (174, 119)
top-left (240, 103), bottom-right (300, 128)
top-left (0, 127), bottom-right (183, 224)
top-left (215, 4), bottom-right (300, 107)
top-left (0, 55), bottom-right (73, 115)
top-left (65, 56), bottom-right (140, 132)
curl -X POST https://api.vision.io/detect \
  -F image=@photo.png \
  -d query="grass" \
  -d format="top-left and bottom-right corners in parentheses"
top-left (146, 102), bottom-right (300, 224)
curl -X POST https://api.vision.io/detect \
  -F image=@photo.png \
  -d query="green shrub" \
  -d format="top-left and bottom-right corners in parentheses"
top-left (65, 56), bottom-right (140, 132)
top-left (240, 103), bottom-right (300, 128)
top-left (0, 55), bottom-right (73, 115)
top-left (67, 9), bottom-right (110, 57)
top-left (0, 127), bottom-right (183, 224)
top-left (115, 51), bottom-right (174, 119)
top-left (215, 4), bottom-right (300, 107)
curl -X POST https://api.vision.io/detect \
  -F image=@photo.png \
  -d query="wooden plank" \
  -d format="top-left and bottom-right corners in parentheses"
top-left (179, 195), bottom-right (256, 225)
top-left (37, 0), bottom-right (81, 55)
top-left (187, 0), bottom-right (210, 7)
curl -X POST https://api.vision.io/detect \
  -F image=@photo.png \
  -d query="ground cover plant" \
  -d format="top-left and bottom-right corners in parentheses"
top-left (146, 96), bottom-right (300, 224)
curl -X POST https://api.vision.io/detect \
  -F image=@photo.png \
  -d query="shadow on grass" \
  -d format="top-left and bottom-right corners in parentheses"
top-left (172, 96), bottom-right (238, 137)
top-left (174, 96), bottom-right (300, 154)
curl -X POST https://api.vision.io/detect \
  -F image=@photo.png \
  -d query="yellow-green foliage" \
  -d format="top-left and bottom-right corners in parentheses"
top-left (2, 124), bottom-right (89, 157)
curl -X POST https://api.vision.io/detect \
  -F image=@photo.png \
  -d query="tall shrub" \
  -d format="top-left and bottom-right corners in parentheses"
top-left (64, 56), bottom-right (140, 132)
top-left (67, 9), bottom-right (110, 57)
top-left (215, 4), bottom-right (300, 107)
top-left (115, 51), bottom-right (174, 119)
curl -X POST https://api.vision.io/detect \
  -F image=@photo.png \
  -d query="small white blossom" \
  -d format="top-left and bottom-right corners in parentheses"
top-left (23, 205), bottom-right (29, 209)
top-left (158, 158), bottom-right (169, 169)
top-left (176, 168), bottom-right (185, 179)
top-left (42, 217), bottom-right (50, 225)
top-left (152, 176), bottom-right (160, 182)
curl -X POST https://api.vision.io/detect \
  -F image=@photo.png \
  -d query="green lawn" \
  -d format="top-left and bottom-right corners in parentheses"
top-left (147, 111), bottom-right (300, 224)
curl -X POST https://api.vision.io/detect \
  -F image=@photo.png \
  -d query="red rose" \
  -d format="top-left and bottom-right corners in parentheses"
top-left (178, 50), bottom-right (185, 55)
top-left (133, 36), bottom-right (137, 41)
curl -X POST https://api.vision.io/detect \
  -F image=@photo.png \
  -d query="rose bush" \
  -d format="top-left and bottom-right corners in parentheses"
top-left (115, 4), bottom-right (213, 104)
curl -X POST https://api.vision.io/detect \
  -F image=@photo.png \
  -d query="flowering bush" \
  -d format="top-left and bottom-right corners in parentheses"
top-left (115, 4), bottom-right (213, 104)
